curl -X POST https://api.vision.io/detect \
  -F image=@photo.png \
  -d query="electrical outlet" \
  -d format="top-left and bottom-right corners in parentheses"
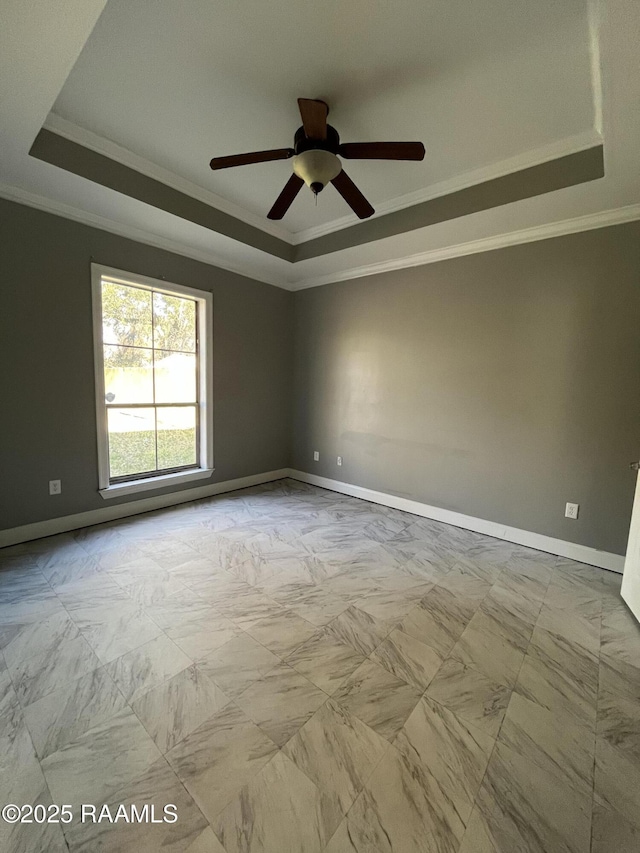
top-left (49, 479), bottom-right (62, 496)
top-left (565, 502), bottom-right (579, 519)
top-left (313, 451), bottom-right (320, 461)
top-left (337, 456), bottom-right (342, 466)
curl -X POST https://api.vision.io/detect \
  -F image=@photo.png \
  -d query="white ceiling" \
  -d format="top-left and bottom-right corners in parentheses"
top-left (52, 0), bottom-right (595, 233)
top-left (1, 0), bottom-right (639, 290)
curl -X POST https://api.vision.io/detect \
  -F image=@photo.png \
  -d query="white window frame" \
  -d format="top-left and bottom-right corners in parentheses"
top-left (91, 263), bottom-right (214, 499)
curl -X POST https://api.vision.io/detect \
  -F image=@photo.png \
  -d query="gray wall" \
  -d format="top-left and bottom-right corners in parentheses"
top-left (2, 197), bottom-right (639, 556)
top-left (0, 198), bottom-right (293, 529)
top-left (292, 223), bottom-right (640, 555)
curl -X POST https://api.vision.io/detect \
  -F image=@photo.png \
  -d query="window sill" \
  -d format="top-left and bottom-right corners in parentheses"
top-left (99, 468), bottom-right (214, 500)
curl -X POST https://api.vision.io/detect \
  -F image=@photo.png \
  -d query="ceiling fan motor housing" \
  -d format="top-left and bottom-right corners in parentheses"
top-left (294, 124), bottom-right (340, 155)
top-left (293, 125), bottom-right (341, 194)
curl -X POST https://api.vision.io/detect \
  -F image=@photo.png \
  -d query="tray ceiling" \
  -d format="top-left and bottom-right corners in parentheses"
top-left (51, 0), bottom-right (596, 234)
top-left (2, 0), bottom-right (639, 291)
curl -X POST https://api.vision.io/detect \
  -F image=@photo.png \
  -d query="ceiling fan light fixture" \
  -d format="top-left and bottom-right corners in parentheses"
top-left (210, 98), bottom-right (425, 219)
top-left (292, 149), bottom-right (341, 194)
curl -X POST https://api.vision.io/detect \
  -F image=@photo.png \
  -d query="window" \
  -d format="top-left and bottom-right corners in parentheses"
top-left (92, 265), bottom-right (213, 498)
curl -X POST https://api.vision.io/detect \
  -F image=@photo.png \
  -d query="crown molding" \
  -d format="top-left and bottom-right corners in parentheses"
top-left (291, 203), bottom-right (640, 290)
top-left (43, 113), bottom-right (296, 246)
top-left (3, 180), bottom-right (639, 294)
top-left (0, 182), bottom-right (292, 289)
top-left (290, 129), bottom-right (604, 245)
top-left (44, 114), bottom-right (605, 257)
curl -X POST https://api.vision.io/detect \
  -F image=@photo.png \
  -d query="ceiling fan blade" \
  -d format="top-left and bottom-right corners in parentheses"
top-left (209, 148), bottom-right (294, 170)
top-left (298, 98), bottom-right (328, 140)
top-left (331, 170), bottom-right (374, 219)
top-left (338, 142), bottom-right (425, 161)
top-left (267, 173), bottom-right (304, 220)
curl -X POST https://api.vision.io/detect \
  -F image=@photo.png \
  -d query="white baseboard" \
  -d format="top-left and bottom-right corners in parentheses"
top-left (287, 469), bottom-right (625, 574)
top-left (1, 466), bottom-right (626, 574)
top-left (0, 469), bottom-right (289, 549)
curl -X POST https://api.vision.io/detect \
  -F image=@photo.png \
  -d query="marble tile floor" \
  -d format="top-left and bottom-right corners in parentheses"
top-left (1, 479), bottom-right (639, 852)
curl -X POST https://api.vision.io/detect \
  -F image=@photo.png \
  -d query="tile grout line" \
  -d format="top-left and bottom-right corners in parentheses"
top-left (590, 587), bottom-right (605, 853)
top-left (440, 552), bottom-right (554, 849)
top-left (2, 482), bottom-right (633, 853)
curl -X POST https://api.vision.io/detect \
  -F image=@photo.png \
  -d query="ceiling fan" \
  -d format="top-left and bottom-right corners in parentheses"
top-left (209, 98), bottom-right (425, 221)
